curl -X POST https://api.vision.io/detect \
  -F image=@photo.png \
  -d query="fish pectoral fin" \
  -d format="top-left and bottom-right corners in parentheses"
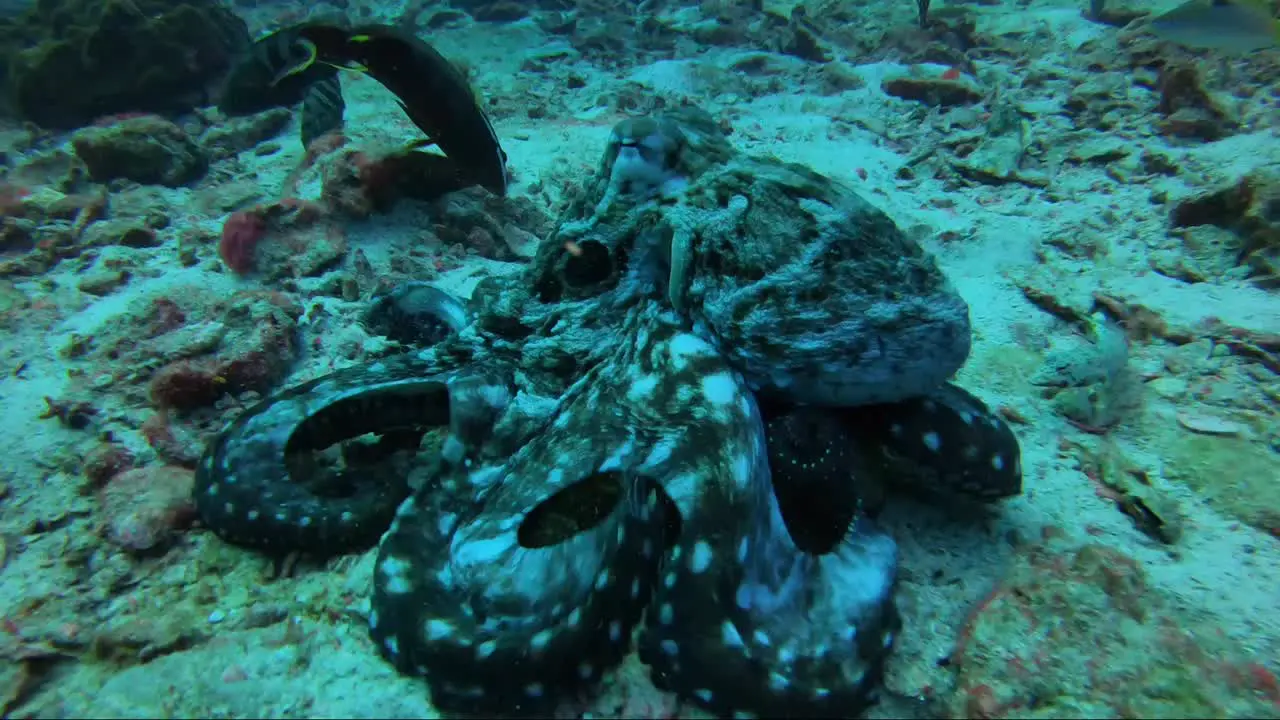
top-left (404, 137), bottom-right (439, 151)
top-left (322, 59), bottom-right (369, 73)
top-left (268, 38), bottom-right (318, 87)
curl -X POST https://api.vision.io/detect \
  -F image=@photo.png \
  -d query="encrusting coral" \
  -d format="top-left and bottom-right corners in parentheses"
top-left (0, 0), bottom-right (250, 128)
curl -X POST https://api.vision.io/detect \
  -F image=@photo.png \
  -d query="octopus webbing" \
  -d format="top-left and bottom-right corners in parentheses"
top-left (193, 107), bottom-right (1023, 718)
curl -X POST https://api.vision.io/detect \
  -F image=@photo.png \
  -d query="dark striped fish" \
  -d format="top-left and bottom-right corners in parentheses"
top-left (217, 26), bottom-right (339, 116)
top-left (299, 74), bottom-right (345, 149)
top-left (295, 23), bottom-right (509, 196)
top-left (216, 23), bottom-right (347, 151)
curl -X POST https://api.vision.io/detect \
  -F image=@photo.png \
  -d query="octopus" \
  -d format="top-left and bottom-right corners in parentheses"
top-left (193, 107), bottom-right (1023, 718)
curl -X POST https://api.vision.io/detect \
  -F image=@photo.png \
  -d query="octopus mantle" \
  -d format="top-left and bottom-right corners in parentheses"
top-left (194, 108), bottom-right (1021, 718)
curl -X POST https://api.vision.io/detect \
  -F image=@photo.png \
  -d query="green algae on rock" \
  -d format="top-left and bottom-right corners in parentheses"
top-left (945, 538), bottom-right (1280, 718)
top-left (0, 0), bottom-right (250, 128)
top-left (1160, 431), bottom-right (1280, 540)
top-left (71, 115), bottom-right (208, 187)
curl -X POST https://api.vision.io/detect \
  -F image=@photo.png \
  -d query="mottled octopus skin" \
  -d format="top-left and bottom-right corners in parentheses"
top-left (194, 106), bottom-right (1023, 718)
top-left (544, 109), bottom-right (972, 408)
top-left (194, 357), bottom-right (514, 555)
top-left (374, 304), bottom-right (878, 715)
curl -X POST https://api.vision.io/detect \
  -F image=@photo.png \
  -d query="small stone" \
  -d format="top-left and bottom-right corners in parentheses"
top-left (816, 61), bottom-right (865, 95)
top-left (82, 443), bottom-right (136, 488)
top-left (77, 269), bottom-right (130, 296)
top-left (882, 75), bottom-right (983, 107)
top-left (82, 219), bottom-right (161, 248)
top-left (1147, 377), bottom-right (1188, 400)
top-left (1068, 137), bottom-right (1130, 164)
top-left (98, 465), bottom-right (196, 552)
top-left (1176, 412), bottom-right (1243, 436)
top-left (199, 108), bottom-right (292, 161)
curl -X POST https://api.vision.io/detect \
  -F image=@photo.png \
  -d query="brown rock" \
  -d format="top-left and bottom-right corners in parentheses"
top-left (72, 115), bottom-right (208, 187)
top-left (882, 75), bottom-right (983, 106)
top-left (99, 466), bottom-right (196, 552)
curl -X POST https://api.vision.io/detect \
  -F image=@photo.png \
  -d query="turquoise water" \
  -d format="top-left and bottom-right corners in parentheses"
top-left (0, 1), bottom-right (1278, 718)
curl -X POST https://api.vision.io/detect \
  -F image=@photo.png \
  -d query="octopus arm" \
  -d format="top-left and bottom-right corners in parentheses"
top-left (192, 357), bottom-right (453, 555)
top-left (634, 359), bottom-right (900, 718)
top-left (368, 348), bottom-right (670, 715)
top-left (843, 382), bottom-right (1024, 502)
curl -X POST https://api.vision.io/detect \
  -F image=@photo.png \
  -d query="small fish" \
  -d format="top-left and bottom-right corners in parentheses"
top-left (218, 26), bottom-right (342, 117)
top-left (299, 74), bottom-right (345, 149)
top-left (1149, 0), bottom-right (1280, 53)
top-left (296, 23), bottom-right (509, 196)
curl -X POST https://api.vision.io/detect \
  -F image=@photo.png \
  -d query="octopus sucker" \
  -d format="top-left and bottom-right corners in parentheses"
top-left (194, 108), bottom-right (1026, 718)
top-left (639, 401), bottom-right (898, 718)
top-left (762, 404), bottom-right (878, 550)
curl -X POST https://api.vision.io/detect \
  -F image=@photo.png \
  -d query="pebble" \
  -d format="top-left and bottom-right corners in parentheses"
top-left (1147, 376), bottom-right (1187, 400)
top-left (99, 465), bottom-right (196, 551)
top-left (208, 609), bottom-right (227, 624)
top-left (1176, 411), bottom-right (1243, 437)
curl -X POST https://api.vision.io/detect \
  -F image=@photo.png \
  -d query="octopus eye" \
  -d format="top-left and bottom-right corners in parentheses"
top-left (519, 473), bottom-right (623, 548)
top-left (603, 116), bottom-right (687, 196)
top-left (562, 240), bottom-right (613, 288)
